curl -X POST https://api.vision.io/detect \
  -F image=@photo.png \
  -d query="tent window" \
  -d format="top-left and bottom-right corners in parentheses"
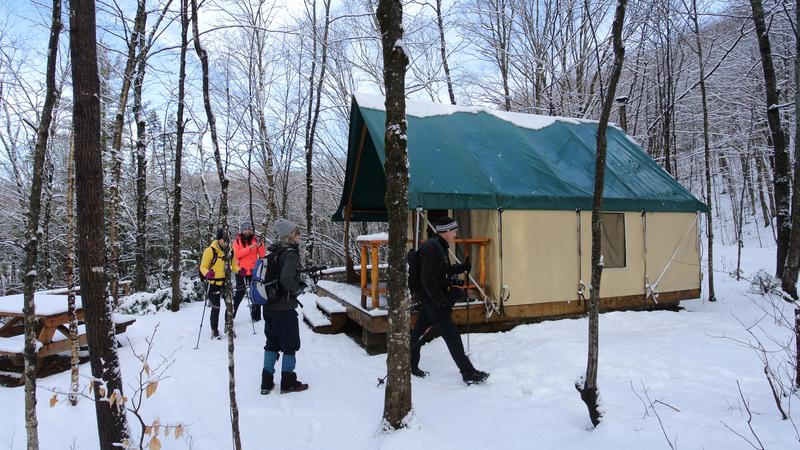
top-left (601, 213), bottom-right (626, 268)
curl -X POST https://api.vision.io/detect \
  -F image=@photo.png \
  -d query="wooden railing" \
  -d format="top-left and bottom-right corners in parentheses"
top-left (358, 237), bottom-right (490, 310)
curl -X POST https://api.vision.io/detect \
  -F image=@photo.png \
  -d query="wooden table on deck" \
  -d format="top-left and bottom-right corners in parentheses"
top-left (0, 293), bottom-right (135, 368)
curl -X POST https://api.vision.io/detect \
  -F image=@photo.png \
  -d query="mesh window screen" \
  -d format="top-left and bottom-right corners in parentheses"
top-left (601, 213), bottom-right (626, 268)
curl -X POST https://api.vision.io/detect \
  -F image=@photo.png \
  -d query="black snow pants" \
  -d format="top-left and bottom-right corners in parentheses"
top-left (410, 299), bottom-right (474, 374)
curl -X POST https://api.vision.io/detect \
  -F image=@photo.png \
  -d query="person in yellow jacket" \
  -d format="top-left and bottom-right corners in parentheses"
top-left (200, 228), bottom-right (234, 339)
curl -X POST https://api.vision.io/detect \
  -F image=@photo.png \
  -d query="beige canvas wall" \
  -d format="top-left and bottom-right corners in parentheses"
top-left (467, 210), bottom-right (700, 306)
top-left (643, 212), bottom-right (701, 293)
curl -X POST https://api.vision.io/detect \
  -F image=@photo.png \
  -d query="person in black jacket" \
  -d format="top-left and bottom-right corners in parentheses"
top-left (260, 218), bottom-right (309, 394)
top-left (410, 216), bottom-right (489, 385)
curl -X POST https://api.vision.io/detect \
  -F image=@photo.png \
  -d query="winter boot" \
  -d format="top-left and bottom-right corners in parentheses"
top-left (260, 369), bottom-right (275, 395)
top-left (280, 372), bottom-right (309, 394)
top-left (411, 367), bottom-right (429, 378)
top-left (462, 370), bottom-right (489, 385)
top-left (210, 329), bottom-right (221, 340)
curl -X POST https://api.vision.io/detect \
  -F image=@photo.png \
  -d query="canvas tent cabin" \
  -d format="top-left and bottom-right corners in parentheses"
top-left (326, 93), bottom-right (707, 338)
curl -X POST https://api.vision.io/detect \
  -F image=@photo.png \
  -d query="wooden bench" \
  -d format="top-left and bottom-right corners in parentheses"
top-left (112, 313), bottom-right (137, 335)
top-left (0, 293), bottom-right (136, 383)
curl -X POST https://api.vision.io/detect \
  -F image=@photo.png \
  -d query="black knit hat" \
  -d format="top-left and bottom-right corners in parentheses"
top-left (434, 216), bottom-right (458, 233)
top-left (215, 228), bottom-right (229, 241)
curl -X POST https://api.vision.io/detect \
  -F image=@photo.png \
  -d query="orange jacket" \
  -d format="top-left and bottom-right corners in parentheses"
top-left (232, 234), bottom-right (265, 275)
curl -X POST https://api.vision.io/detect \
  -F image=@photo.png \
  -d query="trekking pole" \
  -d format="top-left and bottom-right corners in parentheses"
top-left (194, 282), bottom-right (212, 350)
top-left (245, 281), bottom-right (257, 335)
top-left (377, 323), bottom-right (435, 387)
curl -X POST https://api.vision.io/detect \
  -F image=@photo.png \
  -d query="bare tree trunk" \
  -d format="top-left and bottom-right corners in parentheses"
top-left (495, 0), bottom-right (513, 111)
top-left (70, 0), bottom-right (130, 446)
top-left (795, 306), bottom-right (800, 388)
top-left (750, 0), bottom-right (791, 278)
top-left (41, 157), bottom-right (55, 288)
top-left (689, 0), bottom-right (715, 301)
top-left (191, 1), bottom-right (241, 447)
top-left (755, 153), bottom-right (774, 229)
top-left (741, 152), bottom-right (757, 222)
top-left (435, 0), bottom-right (456, 105)
top-left (781, 0), bottom-right (800, 298)
top-left (257, 110), bottom-right (278, 223)
top-left (41, 77), bottom-right (65, 288)
top-left (22, 1), bottom-right (61, 447)
top-left (108, 0), bottom-right (146, 305)
top-left (170, 0), bottom-right (189, 312)
top-left (133, 13), bottom-right (149, 294)
top-left (377, 0), bottom-right (411, 429)
top-left (576, 0), bottom-right (626, 428)
top-left (304, 0), bottom-right (332, 267)
top-left (66, 133), bottom-right (79, 406)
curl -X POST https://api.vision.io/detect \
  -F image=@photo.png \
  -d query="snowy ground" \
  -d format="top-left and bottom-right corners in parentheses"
top-left (1, 242), bottom-right (799, 449)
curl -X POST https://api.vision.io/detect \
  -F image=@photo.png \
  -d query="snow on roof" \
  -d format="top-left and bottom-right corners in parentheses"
top-left (354, 92), bottom-right (589, 131)
top-left (0, 293), bottom-right (83, 316)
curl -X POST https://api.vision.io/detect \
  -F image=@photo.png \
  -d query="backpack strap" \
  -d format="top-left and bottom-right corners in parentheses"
top-left (210, 247), bottom-right (219, 267)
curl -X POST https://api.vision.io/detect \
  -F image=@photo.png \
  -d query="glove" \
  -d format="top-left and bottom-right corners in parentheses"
top-left (237, 268), bottom-right (247, 277)
top-left (446, 286), bottom-right (466, 308)
top-left (449, 258), bottom-right (471, 275)
top-left (205, 270), bottom-right (216, 279)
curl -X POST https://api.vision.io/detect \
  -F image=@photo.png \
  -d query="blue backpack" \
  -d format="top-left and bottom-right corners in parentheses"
top-left (250, 248), bottom-right (285, 305)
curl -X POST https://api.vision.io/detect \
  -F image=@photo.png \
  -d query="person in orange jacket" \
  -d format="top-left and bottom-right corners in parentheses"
top-left (232, 221), bottom-right (265, 321)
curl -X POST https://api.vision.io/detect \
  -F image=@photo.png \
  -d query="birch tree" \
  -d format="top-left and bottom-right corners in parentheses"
top-left (304, 0), bottom-right (332, 267)
top-left (108, 0), bottom-right (146, 305)
top-left (781, 0), bottom-right (800, 298)
top-left (191, 0), bottom-right (242, 446)
top-left (749, 0), bottom-right (790, 278)
top-left (22, 0), bottom-right (61, 447)
top-left (684, 0), bottom-right (716, 302)
top-left (170, 0), bottom-right (189, 312)
top-left (66, 134), bottom-right (79, 406)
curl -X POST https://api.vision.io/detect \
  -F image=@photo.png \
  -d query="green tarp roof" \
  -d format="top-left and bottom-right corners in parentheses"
top-left (332, 94), bottom-right (708, 222)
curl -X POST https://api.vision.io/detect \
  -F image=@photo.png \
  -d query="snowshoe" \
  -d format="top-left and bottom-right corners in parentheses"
top-left (462, 370), bottom-right (489, 385)
top-left (210, 329), bottom-right (221, 340)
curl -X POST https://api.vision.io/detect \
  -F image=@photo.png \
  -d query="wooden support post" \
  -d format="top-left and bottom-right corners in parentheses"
top-left (37, 322), bottom-right (56, 345)
top-left (361, 243), bottom-right (368, 308)
top-left (371, 243), bottom-right (379, 309)
top-left (479, 243), bottom-right (486, 290)
top-left (463, 244), bottom-right (470, 296)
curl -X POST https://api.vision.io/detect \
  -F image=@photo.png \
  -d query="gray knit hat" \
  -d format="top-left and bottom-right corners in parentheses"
top-left (240, 221), bottom-right (254, 233)
top-left (274, 218), bottom-right (298, 240)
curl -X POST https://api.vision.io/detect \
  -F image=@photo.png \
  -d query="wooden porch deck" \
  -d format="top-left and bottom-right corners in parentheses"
top-left (304, 281), bottom-right (699, 352)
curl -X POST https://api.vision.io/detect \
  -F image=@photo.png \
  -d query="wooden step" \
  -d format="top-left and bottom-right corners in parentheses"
top-left (302, 297), bottom-right (349, 335)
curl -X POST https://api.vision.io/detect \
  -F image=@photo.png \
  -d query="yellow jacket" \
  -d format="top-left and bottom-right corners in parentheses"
top-left (200, 240), bottom-right (235, 285)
